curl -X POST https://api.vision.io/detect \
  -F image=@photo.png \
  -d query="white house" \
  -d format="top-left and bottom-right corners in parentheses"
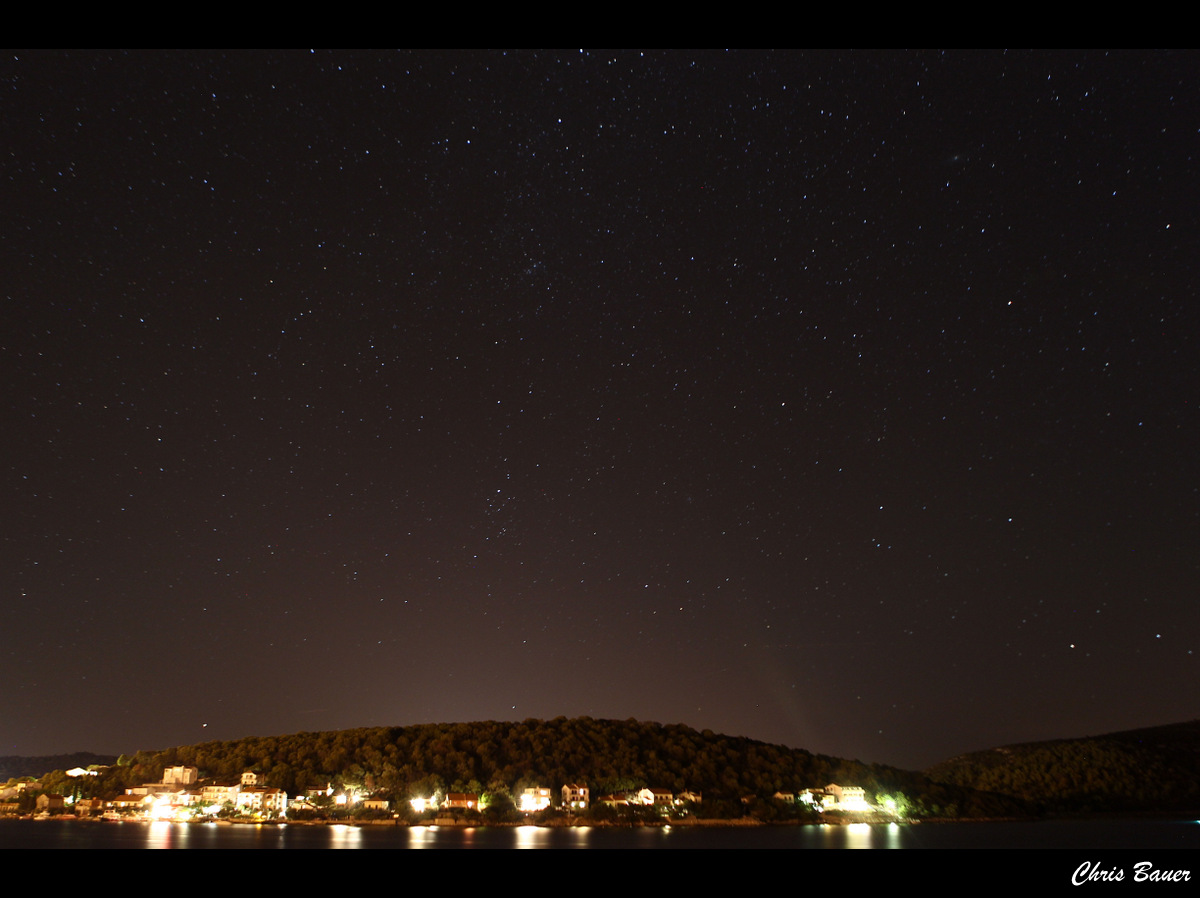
top-left (562, 783), bottom-right (589, 810)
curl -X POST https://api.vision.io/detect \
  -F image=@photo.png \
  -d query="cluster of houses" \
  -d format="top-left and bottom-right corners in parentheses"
top-left (4, 765), bottom-right (871, 822)
top-left (777, 784), bottom-right (869, 812)
top-left (433, 784), bottom-right (702, 815)
top-left (4, 766), bottom-right (288, 822)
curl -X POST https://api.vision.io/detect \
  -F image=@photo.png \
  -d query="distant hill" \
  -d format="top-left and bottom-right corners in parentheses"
top-left (0, 752), bottom-right (116, 782)
top-left (8, 718), bottom-right (1026, 818)
top-left (924, 719), bottom-right (1200, 813)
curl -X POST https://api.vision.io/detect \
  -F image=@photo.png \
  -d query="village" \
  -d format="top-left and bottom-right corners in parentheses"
top-left (3, 764), bottom-right (878, 824)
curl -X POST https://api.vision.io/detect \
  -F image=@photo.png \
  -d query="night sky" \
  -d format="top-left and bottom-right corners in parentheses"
top-left (3, 50), bottom-right (1196, 771)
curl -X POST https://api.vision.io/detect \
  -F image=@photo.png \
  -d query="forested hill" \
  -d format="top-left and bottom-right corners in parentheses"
top-left (133, 718), bottom-right (866, 797)
top-left (0, 752), bottom-right (117, 782)
top-left (923, 719), bottom-right (1200, 813)
top-left (38, 718), bottom-right (1023, 816)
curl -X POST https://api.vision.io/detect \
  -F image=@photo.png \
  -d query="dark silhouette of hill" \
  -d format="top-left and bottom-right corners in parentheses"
top-left (0, 752), bottom-right (116, 782)
top-left (924, 719), bottom-right (1200, 813)
top-left (11, 717), bottom-right (1027, 818)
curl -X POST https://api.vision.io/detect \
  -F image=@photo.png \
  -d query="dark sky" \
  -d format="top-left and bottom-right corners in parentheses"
top-left (2, 50), bottom-right (1196, 771)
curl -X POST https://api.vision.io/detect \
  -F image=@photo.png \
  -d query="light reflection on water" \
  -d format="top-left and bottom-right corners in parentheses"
top-left (842, 822), bottom-right (874, 849)
top-left (514, 825), bottom-right (552, 849)
top-left (146, 820), bottom-right (181, 849)
top-left (327, 824), bottom-right (364, 848)
top-left (2, 818), bottom-right (1197, 849)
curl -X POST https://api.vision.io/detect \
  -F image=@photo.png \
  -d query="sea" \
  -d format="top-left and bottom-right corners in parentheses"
top-left (1, 817), bottom-right (1197, 850)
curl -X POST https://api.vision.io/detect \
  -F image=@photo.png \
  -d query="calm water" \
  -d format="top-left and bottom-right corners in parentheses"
top-left (2, 818), bottom-right (1198, 849)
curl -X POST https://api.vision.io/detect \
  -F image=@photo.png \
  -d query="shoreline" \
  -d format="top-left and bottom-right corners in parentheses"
top-left (6, 812), bottom-right (1039, 829)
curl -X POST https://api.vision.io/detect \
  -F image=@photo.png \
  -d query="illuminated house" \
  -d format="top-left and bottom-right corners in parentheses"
top-left (801, 784), bottom-right (870, 811)
top-left (409, 796), bottom-right (437, 814)
top-left (519, 787), bottom-right (551, 813)
top-left (107, 794), bottom-right (154, 814)
top-left (136, 766), bottom-right (200, 795)
top-left (825, 784), bottom-right (868, 810)
top-left (562, 783), bottom-right (589, 810)
top-left (235, 786), bottom-right (287, 816)
top-left (163, 766), bottom-right (199, 786)
top-left (201, 783), bottom-right (240, 805)
top-left (636, 787), bottom-right (673, 807)
top-left (443, 792), bottom-right (479, 810)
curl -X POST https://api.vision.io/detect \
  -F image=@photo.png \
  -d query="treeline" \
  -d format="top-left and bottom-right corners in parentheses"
top-left (0, 752), bottom-right (116, 782)
top-left (923, 719), bottom-right (1200, 813)
top-left (29, 717), bottom-right (1027, 818)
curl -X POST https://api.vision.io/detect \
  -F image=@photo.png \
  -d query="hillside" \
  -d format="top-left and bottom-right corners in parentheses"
top-left (17, 717), bottom-right (1026, 818)
top-left (924, 719), bottom-right (1200, 813)
top-left (0, 752), bottom-right (117, 783)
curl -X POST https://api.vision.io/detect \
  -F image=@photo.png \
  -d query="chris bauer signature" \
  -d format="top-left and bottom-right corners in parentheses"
top-left (1073, 862), bottom-right (1191, 885)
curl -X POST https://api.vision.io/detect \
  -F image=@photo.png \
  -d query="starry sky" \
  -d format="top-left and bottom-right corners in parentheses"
top-left (2, 50), bottom-right (1196, 770)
